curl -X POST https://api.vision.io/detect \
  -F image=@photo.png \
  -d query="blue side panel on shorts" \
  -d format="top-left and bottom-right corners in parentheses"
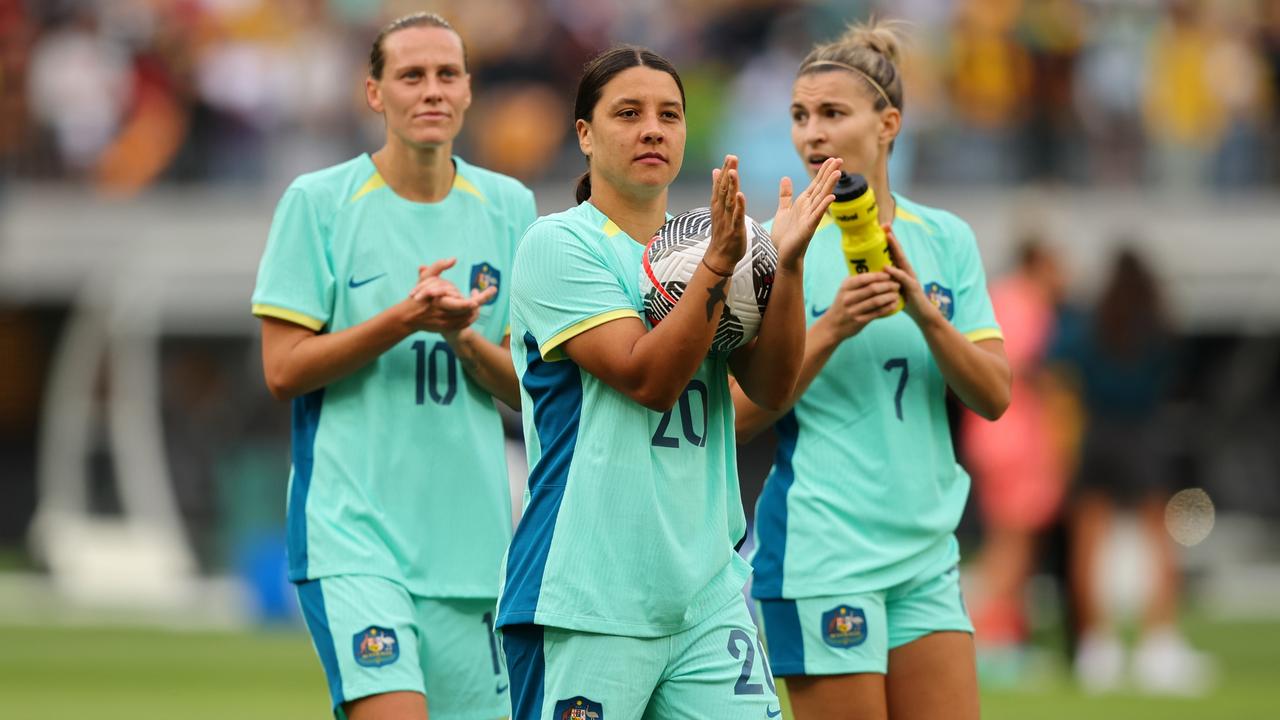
top-left (297, 580), bottom-right (345, 708)
top-left (752, 411), bottom-right (799, 598)
top-left (760, 599), bottom-right (806, 676)
top-left (500, 624), bottom-right (546, 720)
top-left (497, 333), bottom-right (582, 627)
top-left (287, 387), bottom-right (324, 580)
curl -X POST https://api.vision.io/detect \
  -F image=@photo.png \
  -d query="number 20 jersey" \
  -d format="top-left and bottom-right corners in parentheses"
top-left (251, 154), bottom-right (536, 598)
top-left (498, 201), bottom-right (751, 638)
top-left (751, 195), bottom-right (1002, 600)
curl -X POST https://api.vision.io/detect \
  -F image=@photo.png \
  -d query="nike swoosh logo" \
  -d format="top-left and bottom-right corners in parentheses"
top-left (810, 304), bottom-right (829, 317)
top-left (348, 273), bottom-right (387, 288)
top-left (495, 683), bottom-right (508, 694)
top-left (767, 707), bottom-right (782, 718)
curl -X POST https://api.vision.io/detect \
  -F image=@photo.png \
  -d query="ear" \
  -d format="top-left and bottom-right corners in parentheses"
top-left (879, 106), bottom-right (901, 148)
top-left (575, 118), bottom-right (592, 158)
top-left (365, 76), bottom-right (383, 114)
top-left (460, 72), bottom-right (473, 112)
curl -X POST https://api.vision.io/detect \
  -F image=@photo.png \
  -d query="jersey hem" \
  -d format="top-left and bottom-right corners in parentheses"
top-left (253, 303), bottom-right (326, 331)
top-left (290, 568), bottom-right (502, 600)
top-left (539, 308), bottom-right (639, 361)
top-left (751, 535), bottom-right (960, 600)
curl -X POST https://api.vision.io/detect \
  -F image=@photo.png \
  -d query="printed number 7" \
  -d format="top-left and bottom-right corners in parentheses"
top-left (884, 357), bottom-right (908, 421)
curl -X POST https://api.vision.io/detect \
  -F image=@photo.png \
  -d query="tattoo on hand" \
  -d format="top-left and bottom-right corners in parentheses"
top-left (705, 277), bottom-right (728, 321)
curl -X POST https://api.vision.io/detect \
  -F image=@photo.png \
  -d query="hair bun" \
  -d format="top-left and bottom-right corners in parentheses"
top-left (840, 18), bottom-right (904, 65)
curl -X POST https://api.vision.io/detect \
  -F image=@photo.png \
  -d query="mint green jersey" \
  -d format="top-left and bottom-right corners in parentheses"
top-left (752, 195), bottom-right (1002, 599)
top-left (251, 154), bottom-right (536, 598)
top-left (496, 201), bottom-right (751, 638)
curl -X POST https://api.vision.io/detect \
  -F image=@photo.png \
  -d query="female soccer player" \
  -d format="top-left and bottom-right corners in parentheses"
top-left (251, 13), bottom-right (535, 720)
top-left (734, 20), bottom-right (1012, 720)
top-left (496, 46), bottom-right (841, 719)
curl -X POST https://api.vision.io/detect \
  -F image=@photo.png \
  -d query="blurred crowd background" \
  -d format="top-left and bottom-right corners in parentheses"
top-left (1, 0), bottom-right (1279, 715)
top-left (3, 0), bottom-right (1280, 194)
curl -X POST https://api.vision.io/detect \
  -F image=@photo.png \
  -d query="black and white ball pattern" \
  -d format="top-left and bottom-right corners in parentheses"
top-left (639, 207), bottom-right (778, 352)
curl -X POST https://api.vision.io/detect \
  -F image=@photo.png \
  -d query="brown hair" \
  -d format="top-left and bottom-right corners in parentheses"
top-left (369, 12), bottom-right (466, 79)
top-left (798, 18), bottom-right (906, 114)
top-left (572, 46), bottom-right (686, 204)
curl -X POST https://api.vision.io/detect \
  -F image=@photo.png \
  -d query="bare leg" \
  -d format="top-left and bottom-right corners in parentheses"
top-left (1137, 494), bottom-right (1179, 631)
top-left (973, 525), bottom-right (1038, 645)
top-left (1069, 491), bottom-right (1113, 635)
top-left (885, 632), bottom-right (979, 720)
top-left (786, 673), bottom-right (887, 720)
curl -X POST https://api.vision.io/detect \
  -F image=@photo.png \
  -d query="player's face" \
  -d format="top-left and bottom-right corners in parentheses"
top-left (577, 66), bottom-right (685, 199)
top-left (367, 26), bottom-right (471, 149)
top-left (790, 71), bottom-right (899, 180)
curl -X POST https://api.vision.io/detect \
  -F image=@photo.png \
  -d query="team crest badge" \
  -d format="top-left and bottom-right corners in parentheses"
top-left (821, 605), bottom-right (868, 648)
top-left (554, 696), bottom-right (603, 720)
top-left (924, 282), bottom-right (954, 321)
top-left (470, 262), bottom-right (501, 305)
top-left (352, 626), bottom-right (399, 667)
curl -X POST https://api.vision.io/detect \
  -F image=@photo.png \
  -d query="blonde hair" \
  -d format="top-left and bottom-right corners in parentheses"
top-left (799, 18), bottom-right (906, 113)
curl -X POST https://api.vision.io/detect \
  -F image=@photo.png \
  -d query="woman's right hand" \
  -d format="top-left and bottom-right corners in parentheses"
top-left (816, 271), bottom-right (901, 342)
top-left (705, 155), bottom-right (747, 275)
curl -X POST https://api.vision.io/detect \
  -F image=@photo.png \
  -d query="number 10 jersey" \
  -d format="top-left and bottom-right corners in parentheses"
top-left (251, 154), bottom-right (536, 598)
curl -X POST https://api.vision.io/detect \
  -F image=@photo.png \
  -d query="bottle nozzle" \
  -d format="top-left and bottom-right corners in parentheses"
top-left (833, 172), bottom-right (870, 203)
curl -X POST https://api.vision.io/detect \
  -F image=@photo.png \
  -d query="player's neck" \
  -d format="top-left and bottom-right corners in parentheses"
top-left (371, 141), bottom-right (455, 203)
top-left (871, 162), bottom-right (895, 226)
top-left (588, 181), bottom-right (668, 244)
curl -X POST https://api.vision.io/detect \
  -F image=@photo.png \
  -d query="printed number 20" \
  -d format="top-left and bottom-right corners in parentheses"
top-left (727, 628), bottom-right (777, 695)
top-left (651, 380), bottom-right (709, 449)
top-left (884, 357), bottom-right (908, 421)
top-left (412, 340), bottom-right (457, 405)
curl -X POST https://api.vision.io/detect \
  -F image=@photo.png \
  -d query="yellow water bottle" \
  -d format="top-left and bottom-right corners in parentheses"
top-left (829, 172), bottom-right (903, 314)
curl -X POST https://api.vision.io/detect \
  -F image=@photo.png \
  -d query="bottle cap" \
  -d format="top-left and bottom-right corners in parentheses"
top-left (833, 172), bottom-right (869, 202)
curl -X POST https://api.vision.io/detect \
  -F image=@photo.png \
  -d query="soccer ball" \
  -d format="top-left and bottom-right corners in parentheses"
top-left (639, 208), bottom-right (777, 352)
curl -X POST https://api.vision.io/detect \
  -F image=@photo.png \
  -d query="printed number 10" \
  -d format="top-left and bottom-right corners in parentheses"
top-left (412, 340), bottom-right (457, 405)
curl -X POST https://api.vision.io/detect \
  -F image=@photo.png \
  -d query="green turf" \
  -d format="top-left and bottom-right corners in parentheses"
top-left (0, 617), bottom-right (1276, 719)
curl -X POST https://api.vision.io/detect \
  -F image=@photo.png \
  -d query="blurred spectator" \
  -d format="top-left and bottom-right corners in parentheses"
top-left (1054, 246), bottom-right (1215, 696)
top-left (26, 6), bottom-right (132, 176)
top-left (1073, 1), bottom-right (1153, 185)
top-left (1017, 0), bottom-right (1087, 181)
top-left (1142, 0), bottom-right (1226, 190)
top-left (961, 238), bottom-right (1077, 685)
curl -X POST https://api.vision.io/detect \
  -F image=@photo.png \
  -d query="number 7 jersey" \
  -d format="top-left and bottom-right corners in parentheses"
top-left (251, 154), bottom-right (536, 598)
top-left (751, 195), bottom-right (1002, 600)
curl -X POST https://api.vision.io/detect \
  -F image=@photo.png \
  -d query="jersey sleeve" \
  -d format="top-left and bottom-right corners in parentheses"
top-left (511, 219), bottom-right (639, 361)
top-left (498, 185), bottom-right (539, 340)
top-left (948, 218), bottom-right (1002, 343)
top-left (251, 186), bottom-right (334, 331)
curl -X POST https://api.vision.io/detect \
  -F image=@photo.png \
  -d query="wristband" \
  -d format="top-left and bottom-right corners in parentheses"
top-left (701, 257), bottom-right (734, 278)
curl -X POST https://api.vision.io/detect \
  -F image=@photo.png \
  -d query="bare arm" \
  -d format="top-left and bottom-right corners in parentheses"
top-left (561, 157), bottom-right (748, 412)
top-left (729, 159), bottom-right (842, 410)
top-left (884, 229), bottom-right (1011, 420)
top-left (732, 271), bottom-right (901, 442)
top-left (260, 259), bottom-right (489, 400)
top-left (446, 330), bottom-right (520, 409)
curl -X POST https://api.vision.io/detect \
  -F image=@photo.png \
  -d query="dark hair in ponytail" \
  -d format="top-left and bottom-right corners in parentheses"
top-left (572, 45), bottom-right (685, 204)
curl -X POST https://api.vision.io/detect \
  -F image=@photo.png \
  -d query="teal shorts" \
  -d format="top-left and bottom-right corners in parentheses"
top-left (757, 564), bottom-right (972, 676)
top-left (499, 595), bottom-right (780, 720)
top-left (296, 575), bottom-right (509, 720)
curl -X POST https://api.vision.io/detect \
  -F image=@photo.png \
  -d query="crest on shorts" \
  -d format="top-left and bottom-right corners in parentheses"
top-left (554, 696), bottom-right (603, 720)
top-left (352, 626), bottom-right (399, 667)
top-left (470, 262), bottom-right (501, 305)
top-left (924, 281), bottom-right (954, 321)
top-left (821, 605), bottom-right (868, 648)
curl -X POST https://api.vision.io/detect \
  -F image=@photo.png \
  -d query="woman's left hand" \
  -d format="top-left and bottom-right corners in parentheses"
top-left (769, 157), bottom-right (842, 271)
top-left (883, 225), bottom-right (942, 326)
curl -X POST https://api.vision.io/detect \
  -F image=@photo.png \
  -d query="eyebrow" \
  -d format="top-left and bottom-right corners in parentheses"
top-left (612, 97), bottom-right (683, 109)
